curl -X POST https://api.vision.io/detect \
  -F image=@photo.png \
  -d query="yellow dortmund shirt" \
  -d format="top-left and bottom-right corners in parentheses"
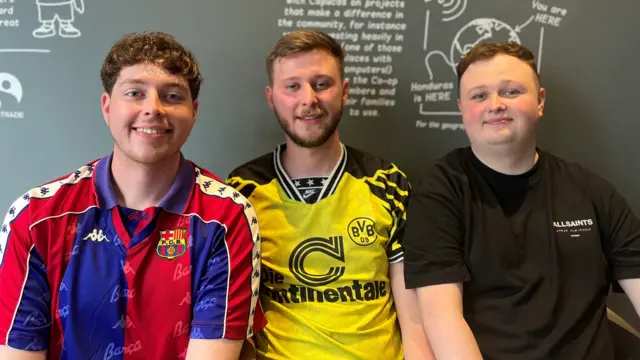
top-left (227, 144), bottom-right (408, 359)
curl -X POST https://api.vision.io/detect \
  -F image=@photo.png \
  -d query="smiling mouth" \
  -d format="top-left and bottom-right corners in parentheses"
top-left (133, 127), bottom-right (170, 135)
top-left (297, 109), bottom-right (324, 121)
top-left (484, 118), bottom-right (512, 125)
top-left (297, 115), bottom-right (323, 121)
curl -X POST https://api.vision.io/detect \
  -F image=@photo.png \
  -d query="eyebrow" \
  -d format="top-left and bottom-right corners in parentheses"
top-left (465, 80), bottom-right (523, 94)
top-left (119, 79), bottom-right (188, 90)
top-left (278, 74), bottom-right (333, 82)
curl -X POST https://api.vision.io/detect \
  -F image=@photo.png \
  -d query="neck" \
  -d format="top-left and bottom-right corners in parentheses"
top-left (471, 142), bottom-right (538, 175)
top-left (110, 148), bottom-right (181, 210)
top-left (282, 134), bottom-right (342, 179)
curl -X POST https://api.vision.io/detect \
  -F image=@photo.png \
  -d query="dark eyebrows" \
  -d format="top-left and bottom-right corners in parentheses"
top-left (118, 78), bottom-right (189, 92)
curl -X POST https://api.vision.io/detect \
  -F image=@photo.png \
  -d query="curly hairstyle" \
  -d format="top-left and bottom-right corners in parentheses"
top-left (100, 31), bottom-right (202, 100)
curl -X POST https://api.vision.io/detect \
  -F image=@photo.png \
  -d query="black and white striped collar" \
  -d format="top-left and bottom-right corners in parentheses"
top-left (273, 143), bottom-right (347, 203)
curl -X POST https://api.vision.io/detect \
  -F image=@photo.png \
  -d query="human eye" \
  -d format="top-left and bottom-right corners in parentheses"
top-left (285, 83), bottom-right (299, 91)
top-left (125, 90), bottom-right (142, 97)
top-left (165, 92), bottom-right (185, 102)
top-left (502, 88), bottom-right (521, 97)
top-left (314, 81), bottom-right (331, 91)
top-left (470, 92), bottom-right (486, 101)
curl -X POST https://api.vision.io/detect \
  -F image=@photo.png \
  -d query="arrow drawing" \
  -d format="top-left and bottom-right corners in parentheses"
top-left (515, 15), bottom-right (534, 32)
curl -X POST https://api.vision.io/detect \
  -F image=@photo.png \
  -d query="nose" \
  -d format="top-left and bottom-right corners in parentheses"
top-left (300, 83), bottom-right (318, 107)
top-left (143, 90), bottom-right (165, 117)
top-left (487, 93), bottom-right (506, 113)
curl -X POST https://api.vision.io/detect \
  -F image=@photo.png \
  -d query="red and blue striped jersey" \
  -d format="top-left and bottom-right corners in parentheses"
top-left (0, 153), bottom-right (266, 359)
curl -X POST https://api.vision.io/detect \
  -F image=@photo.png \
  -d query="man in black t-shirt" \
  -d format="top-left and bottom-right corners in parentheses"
top-left (403, 41), bottom-right (640, 360)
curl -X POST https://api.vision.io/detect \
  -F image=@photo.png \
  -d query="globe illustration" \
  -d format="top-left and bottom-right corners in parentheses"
top-left (450, 18), bottom-right (521, 69)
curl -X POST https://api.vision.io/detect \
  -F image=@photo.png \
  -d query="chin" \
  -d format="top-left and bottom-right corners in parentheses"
top-left (484, 137), bottom-right (517, 146)
top-left (290, 127), bottom-right (338, 148)
top-left (289, 136), bottom-right (329, 148)
top-left (127, 148), bottom-right (180, 165)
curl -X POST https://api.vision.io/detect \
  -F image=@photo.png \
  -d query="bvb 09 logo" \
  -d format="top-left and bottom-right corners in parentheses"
top-left (347, 217), bottom-right (378, 246)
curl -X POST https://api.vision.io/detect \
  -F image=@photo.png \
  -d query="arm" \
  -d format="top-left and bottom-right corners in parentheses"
top-left (417, 283), bottom-right (482, 360)
top-left (0, 346), bottom-right (46, 360)
top-left (590, 174), bottom-right (640, 315)
top-left (389, 262), bottom-right (435, 360)
top-left (0, 194), bottom-right (51, 357)
top-left (618, 279), bottom-right (640, 317)
top-left (186, 339), bottom-right (243, 360)
top-left (187, 193), bottom-right (265, 360)
top-left (402, 165), bottom-right (483, 360)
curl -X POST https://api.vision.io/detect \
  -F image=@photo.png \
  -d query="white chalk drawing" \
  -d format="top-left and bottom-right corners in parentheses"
top-left (33, 0), bottom-right (85, 39)
top-left (0, 49), bottom-right (50, 53)
top-left (417, 0), bottom-right (566, 118)
top-left (0, 72), bottom-right (25, 120)
top-left (425, 18), bottom-right (523, 82)
top-left (0, 72), bottom-right (23, 110)
top-left (423, 0), bottom-right (468, 51)
top-left (424, 0), bottom-right (467, 23)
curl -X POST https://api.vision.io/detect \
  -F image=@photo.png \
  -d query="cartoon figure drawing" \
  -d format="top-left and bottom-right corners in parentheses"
top-left (33, 0), bottom-right (85, 39)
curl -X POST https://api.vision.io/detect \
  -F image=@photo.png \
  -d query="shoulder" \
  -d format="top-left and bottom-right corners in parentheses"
top-left (430, 147), bottom-right (471, 178)
top-left (539, 150), bottom-right (617, 195)
top-left (227, 152), bottom-right (275, 185)
top-left (5, 158), bottom-right (100, 227)
top-left (413, 147), bottom-right (472, 196)
top-left (183, 162), bottom-right (260, 243)
top-left (190, 161), bottom-right (255, 213)
top-left (226, 152), bottom-right (276, 198)
top-left (343, 146), bottom-right (409, 188)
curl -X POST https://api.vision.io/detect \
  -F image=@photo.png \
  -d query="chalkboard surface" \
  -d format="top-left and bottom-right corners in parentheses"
top-left (2, 0), bottom-right (640, 348)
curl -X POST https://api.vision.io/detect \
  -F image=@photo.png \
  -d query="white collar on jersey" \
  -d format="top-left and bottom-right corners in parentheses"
top-left (273, 143), bottom-right (347, 203)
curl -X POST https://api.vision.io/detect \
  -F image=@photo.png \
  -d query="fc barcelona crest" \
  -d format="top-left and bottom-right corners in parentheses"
top-left (157, 228), bottom-right (187, 260)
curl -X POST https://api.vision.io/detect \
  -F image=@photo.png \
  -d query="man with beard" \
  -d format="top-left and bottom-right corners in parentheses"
top-left (226, 30), bottom-right (433, 359)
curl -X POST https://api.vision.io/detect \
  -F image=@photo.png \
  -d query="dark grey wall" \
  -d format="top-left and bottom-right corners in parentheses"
top-left (2, 0), bottom-right (639, 352)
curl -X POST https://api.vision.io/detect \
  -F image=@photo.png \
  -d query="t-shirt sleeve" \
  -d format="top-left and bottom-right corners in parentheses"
top-left (403, 165), bottom-right (471, 289)
top-left (0, 193), bottom-right (51, 351)
top-left (385, 163), bottom-right (410, 264)
top-left (190, 197), bottom-right (266, 340)
top-left (589, 174), bottom-right (640, 287)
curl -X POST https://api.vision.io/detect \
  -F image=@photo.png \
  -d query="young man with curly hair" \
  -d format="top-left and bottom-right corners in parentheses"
top-left (0, 31), bottom-right (265, 360)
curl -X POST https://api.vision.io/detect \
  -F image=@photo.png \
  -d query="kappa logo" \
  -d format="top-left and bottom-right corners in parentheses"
top-left (112, 315), bottom-right (135, 329)
top-left (83, 229), bottom-right (110, 242)
top-left (347, 217), bottom-right (378, 246)
top-left (120, 260), bottom-right (136, 275)
top-left (22, 337), bottom-right (45, 351)
top-left (23, 311), bottom-right (48, 326)
top-left (179, 292), bottom-right (191, 306)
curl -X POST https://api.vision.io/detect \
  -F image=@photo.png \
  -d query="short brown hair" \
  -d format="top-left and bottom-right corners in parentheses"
top-left (100, 31), bottom-right (202, 100)
top-left (456, 41), bottom-right (540, 88)
top-left (266, 29), bottom-right (344, 83)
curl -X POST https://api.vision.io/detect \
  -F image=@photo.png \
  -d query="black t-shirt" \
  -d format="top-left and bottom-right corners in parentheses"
top-left (403, 147), bottom-right (640, 360)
